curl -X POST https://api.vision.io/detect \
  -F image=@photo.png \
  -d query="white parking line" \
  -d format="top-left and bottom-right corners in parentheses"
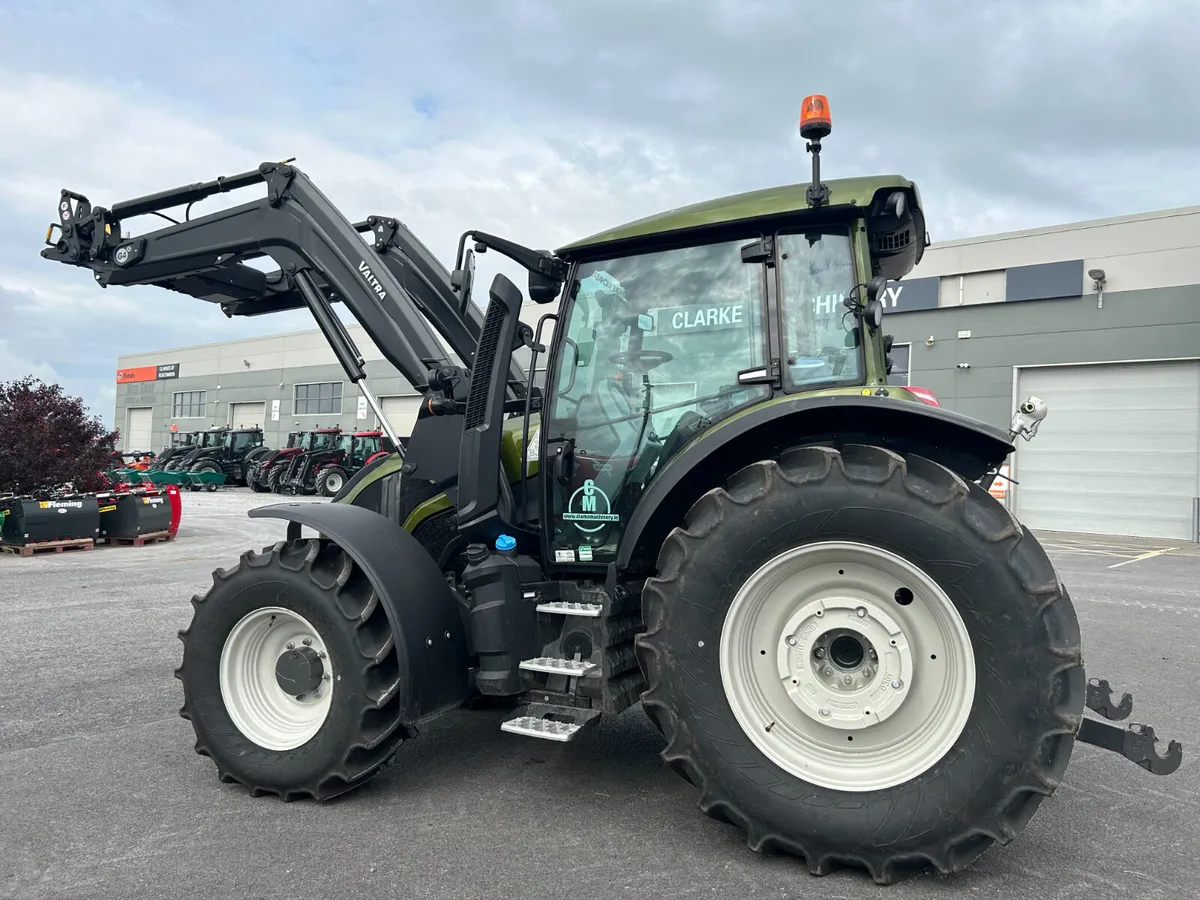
top-left (1108, 548), bottom-right (1180, 569)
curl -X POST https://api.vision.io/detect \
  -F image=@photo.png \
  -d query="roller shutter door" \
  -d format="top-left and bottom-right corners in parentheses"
top-left (378, 395), bottom-right (422, 438)
top-left (124, 407), bottom-right (153, 452)
top-left (1012, 360), bottom-right (1200, 540)
top-left (229, 401), bottom-right (266, 429)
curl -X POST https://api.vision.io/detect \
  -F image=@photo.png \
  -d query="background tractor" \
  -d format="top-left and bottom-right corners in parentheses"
top-left (148, 430), bottom-right (203, 470)
top-left (42, 95), bottom-right (1182, 883)
top-left (182, 425), bottom-right (268, 487)
top-left (309, 429), bottom-right (389, 497)
top-left (271, 427), bottom-right (344, 494)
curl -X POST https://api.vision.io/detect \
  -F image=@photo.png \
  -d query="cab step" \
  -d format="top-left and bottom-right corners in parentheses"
top-left (535, 600), bottom-right (603, 617)
top-left (519, 656), bottom-right (596, 676)
top-left (500, 703), bottom-right (602, 743)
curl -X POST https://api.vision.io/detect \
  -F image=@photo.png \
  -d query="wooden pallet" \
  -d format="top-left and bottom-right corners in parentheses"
top-left (100, 529), bottom-right (175, 547)
top-left (0, 537), bottom-right (96, 557)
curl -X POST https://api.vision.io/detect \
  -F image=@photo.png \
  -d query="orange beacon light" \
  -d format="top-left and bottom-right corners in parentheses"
top-left (799, 94), bottom-right (831, 141)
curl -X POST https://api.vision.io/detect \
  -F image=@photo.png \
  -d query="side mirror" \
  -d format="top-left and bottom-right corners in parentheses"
top-left (528, 250), bottom-right (562, 304)
top-left (635, 313), bottom-right (655, 334)
top-left (528, 270), bottom-right (560, 304)
top-left (450, 248), bottom-right (476, 305)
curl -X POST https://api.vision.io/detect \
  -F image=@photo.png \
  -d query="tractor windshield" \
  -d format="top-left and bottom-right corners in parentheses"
top-left (309, 431), bottom-right (339, 451)
top-left (545, 236), bottom-right (771, 564)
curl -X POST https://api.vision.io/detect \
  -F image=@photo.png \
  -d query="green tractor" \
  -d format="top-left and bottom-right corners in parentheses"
top-left (42, 97), bottom-right (1180, 882)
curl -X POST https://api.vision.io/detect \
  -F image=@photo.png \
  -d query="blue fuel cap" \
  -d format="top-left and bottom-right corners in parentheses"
top-left (495, 534), bottom-right (517, 552)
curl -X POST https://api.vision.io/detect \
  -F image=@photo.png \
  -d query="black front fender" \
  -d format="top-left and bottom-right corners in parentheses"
top-left (617, 394), bottom-right (1014, 573)
top-left (249, 501), bottom-right (472, 720)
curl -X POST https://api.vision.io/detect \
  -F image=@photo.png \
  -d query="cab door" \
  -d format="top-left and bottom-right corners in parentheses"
top-left (539, 236), bottom-right (773, 570)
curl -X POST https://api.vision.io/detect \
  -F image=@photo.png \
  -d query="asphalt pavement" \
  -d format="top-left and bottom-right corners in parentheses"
top-left (1, 492), bottom-right (1197, 900)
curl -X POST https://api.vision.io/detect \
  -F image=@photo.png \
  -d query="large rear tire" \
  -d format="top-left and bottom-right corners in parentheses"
top-left (636, 444), bottom-right (1085, 883)
top-left (176, 538), bottom-right (409, 800)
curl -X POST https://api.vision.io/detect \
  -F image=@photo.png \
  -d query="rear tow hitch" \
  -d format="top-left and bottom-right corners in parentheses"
top-left (1076, 677), bottom-right (1183, 776)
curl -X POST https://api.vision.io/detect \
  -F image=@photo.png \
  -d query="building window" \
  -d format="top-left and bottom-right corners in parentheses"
top-left (886, 344), bottom-right (911, 386)
top-left (294, 382), bottom-right (343, 416)
top-left (172, 390), bottom-right (207, 418)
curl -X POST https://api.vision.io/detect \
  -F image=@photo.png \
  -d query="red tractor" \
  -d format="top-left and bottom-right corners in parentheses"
top-left (277, 429), bottom-right (388, 497)
top-left (252, 427), bottom-right (342, 493)
top-left (315, 430), bottom-right (390, 497)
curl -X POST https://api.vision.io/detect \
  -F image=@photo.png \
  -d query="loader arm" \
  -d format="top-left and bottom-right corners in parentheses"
top-left (41, 162), bottom-right (516, 445)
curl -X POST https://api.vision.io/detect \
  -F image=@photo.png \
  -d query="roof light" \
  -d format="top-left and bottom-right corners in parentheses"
top-left (799, 95), bottom-right (831, 140)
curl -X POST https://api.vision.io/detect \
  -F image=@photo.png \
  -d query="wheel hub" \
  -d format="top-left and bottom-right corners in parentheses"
top-left (778, 597), bottom-right (913, 731)
top-left (719, 540), bottom-right (976, 792)
top-left (275, 645), bottom-right (325, 697)
top-left (219, 606), bottom-right (336, 751)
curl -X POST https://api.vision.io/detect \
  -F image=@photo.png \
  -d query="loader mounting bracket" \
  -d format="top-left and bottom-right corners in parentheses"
top-left (1076, 718), bottom-right (1183, 776)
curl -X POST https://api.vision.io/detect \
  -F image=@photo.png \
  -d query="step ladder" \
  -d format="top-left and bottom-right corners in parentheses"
top-left (501, 701), bottom-right (602, 743)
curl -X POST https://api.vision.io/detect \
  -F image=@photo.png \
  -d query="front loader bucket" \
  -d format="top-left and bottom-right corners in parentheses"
top-left (96, 490), bottom-right (173, 541)
top-left (0, 494), bottom-right (100, 546)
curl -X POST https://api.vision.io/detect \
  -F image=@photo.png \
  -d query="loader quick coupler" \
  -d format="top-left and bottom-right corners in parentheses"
top-left (1075, 677), bottom-right (1182, 775)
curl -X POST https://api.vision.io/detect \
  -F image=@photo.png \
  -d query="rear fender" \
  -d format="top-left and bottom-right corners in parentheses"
top-left (616, 394), bottom-right (1015, 574)
top-left (249, 501), bottom-right (472, 720)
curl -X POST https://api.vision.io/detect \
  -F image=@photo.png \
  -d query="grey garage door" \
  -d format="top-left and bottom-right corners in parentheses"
top-left (1012, 360), bottom-right (1200, 540)
top-left (124, 407), bottom-right (153, 453)
top-left (378, 395), bottom-right (422, 438)
top-left (228, 401), bottom-right (266, 429)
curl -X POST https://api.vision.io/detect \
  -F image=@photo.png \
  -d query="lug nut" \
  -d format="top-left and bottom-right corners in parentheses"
top-left (286, 642), bottom-right (295, 650)
top-left (302, 638), bottom-right (312, 646)
top-left (891, 679), bottom-right (903, 689)
top-left (856, 607), bottom-right (867, 618)
top-left (869, 649), bottom-right (877, 660)
top-left (312, 689), bottom-right (321, 698)
top-left (823, 666), bottom-right (834, 677)
top-left (814, 647), bottom-right (826, 659)
top-left (842, 674), bottom-right (854, 685)
top-left (862, 668), bottom-right (873, 679)
top-left (786, 635), bottom-right (798, 647)
top-left (296, 693), bottom-right (306, 701)
top-left (318, 651), bottom-right (326, 659)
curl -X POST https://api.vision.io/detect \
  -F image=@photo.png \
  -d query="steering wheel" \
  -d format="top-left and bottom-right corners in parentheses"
top-left (608, 349), bottom-right (673, 372)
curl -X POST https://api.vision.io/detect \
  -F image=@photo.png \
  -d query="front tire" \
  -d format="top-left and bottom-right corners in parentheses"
top-left (176, 539), bottom-right (409, 800)
top-left (316, 466), bottom-right (347, 498)
top-left (636, 444), bottom-right (1085, 883)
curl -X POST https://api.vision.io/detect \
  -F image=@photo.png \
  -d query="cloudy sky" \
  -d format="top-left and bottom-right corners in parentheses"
top-left (1, 0), bottom-right (1197, 425)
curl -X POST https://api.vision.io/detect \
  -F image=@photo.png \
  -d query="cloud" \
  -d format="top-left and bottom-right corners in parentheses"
top-left (0, 0), bottom-right (1198, 427)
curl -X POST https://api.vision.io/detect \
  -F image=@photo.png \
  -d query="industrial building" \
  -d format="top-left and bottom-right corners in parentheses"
top-left (115, 203), bottom-right (1200, 541)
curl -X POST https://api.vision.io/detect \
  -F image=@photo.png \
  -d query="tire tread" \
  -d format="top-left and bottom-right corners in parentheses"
top-left (635, 445), bottom-right (1086, 883)
top-left (175, 539), bottom-right (409, 802)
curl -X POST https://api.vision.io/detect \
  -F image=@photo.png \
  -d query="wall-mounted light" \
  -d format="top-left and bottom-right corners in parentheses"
top-left (1088, 268), bottom-right (1106, 309)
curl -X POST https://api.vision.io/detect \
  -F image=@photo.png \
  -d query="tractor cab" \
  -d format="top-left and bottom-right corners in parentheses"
top-left (532, 97), bottom-right (928, 567)
top-left (339, 430), bottom-right (384, 470)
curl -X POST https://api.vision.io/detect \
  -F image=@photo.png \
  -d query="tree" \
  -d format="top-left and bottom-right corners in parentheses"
top-left (0, 376), bottom-right (119, 496)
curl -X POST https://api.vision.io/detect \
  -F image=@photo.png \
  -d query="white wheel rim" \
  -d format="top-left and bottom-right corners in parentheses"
top-left (325, 472), bottom-right (343, 493)
top-left (719, 540), bottom-right (975, 792)
top-left (219, 606), bottom-right (335, 751)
